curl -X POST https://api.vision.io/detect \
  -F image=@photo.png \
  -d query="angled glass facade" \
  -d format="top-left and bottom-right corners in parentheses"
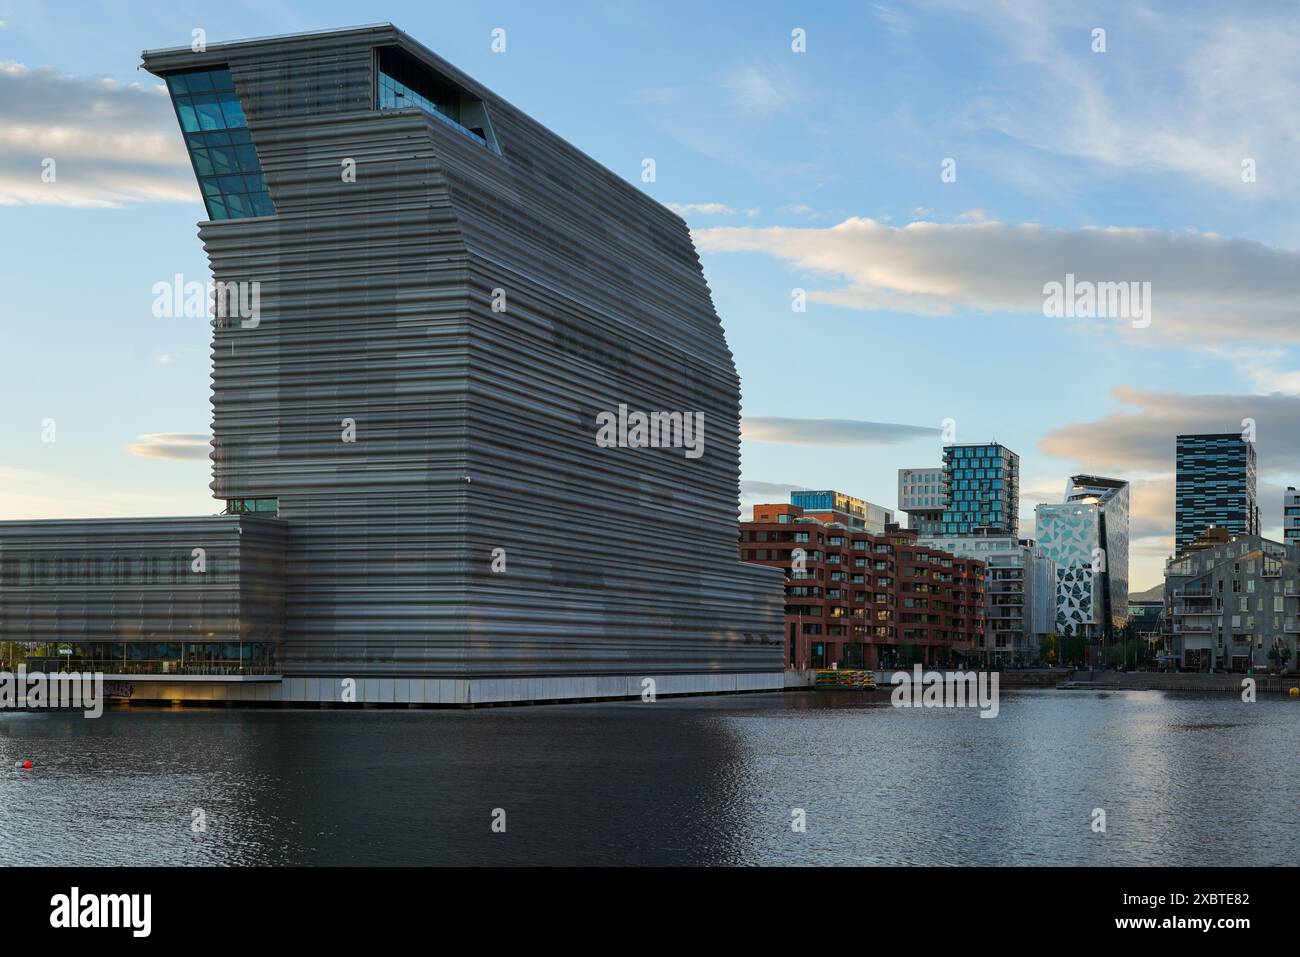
top-left (1036, 475), bottom-right (1130, 638)
top-left (164, 67), bottom-right (275, 221)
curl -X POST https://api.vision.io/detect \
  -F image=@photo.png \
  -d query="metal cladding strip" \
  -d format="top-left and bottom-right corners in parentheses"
top-left (142, 24), bottom-right (784, 680)
top-left (0, 516), bottom-right (285, 646)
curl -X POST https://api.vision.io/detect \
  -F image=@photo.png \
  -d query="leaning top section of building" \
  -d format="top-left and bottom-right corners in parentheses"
top-left (0, 24), bottom-right (787, 707)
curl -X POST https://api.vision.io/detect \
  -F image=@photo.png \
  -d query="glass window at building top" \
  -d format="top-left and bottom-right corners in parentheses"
top-left (375, 46), bottom-right (492, 148)
top-left (165, 67), bottom-right (275, 221)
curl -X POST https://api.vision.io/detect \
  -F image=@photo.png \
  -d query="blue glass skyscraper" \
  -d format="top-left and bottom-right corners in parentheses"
top-left (940, 443), bottom-right (1020, 537)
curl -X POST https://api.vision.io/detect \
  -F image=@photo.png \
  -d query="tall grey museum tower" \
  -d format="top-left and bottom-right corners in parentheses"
top-left (0, 25), bottom-right (784, 705)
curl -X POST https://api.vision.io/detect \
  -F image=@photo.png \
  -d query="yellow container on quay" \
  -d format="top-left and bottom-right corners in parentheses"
top-left (814, 669), bottom-right (877, 690)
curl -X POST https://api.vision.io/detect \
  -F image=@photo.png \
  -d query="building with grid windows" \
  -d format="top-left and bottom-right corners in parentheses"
top-left (1175, 433), bottom-right (1259, 553)
top-left (897, 467), bottom-right (945, 534)
top-left (1285, 488), bottom-right (1300, 548)
top-left (939, 443), bottom-right (1020, 538)
top-left (741, 504), bottom-right (985, 669)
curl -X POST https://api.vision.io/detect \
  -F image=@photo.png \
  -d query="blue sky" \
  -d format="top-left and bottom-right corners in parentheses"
top-left (3, 0), bottom-right (1300, 589)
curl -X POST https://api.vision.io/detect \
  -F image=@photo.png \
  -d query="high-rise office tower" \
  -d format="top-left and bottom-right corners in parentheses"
top-left (939, 443), bottom-right (1020, 537)
top-left (1035, 475), bottom-right (1130, 639)
top-left (1175, 434), bottom-right (1258, 553)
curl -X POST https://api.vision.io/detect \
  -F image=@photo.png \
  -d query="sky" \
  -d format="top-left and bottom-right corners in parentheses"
top-left (3, 0), bottom-right (1300, 591)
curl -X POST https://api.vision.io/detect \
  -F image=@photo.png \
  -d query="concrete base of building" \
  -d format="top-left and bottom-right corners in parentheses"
top-left (104, 671), bottom-right (792, 707)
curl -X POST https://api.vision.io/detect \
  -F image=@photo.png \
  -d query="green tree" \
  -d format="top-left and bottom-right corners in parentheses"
top-left (1040, 634), bottom-right (1059, 665)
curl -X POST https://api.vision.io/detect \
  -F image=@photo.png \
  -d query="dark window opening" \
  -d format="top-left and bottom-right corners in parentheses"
top-left (226, 497), bottom-right (279, 515)
top-left (375, 46), bottom-right (499, 153)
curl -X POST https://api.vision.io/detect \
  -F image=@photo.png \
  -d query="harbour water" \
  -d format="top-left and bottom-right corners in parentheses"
top-left (0, 689), bottom-right (1294, 866)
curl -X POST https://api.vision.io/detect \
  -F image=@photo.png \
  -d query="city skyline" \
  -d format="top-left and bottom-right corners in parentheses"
top-left (0, 3), bottom-right (1296, 894)
top-left (5, 1), bottom-right (1300, 594)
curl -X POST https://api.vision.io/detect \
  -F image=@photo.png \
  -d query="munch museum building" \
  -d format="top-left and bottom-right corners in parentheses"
top-left (0, 25), bottom-right (785, 704)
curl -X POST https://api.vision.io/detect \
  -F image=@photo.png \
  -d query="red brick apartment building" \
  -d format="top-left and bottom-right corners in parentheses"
top-left (741, 504), bottom-right (986, 669)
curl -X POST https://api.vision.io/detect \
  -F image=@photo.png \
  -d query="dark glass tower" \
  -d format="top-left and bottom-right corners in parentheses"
top-left (1175, 434), bottom-right (1258, 553)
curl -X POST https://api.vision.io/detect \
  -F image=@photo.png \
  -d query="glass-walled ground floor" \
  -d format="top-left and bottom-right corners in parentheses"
top-left (787, 634), bottom-right (974, 670)
top-left (2, 641), bottom-right (278, 676)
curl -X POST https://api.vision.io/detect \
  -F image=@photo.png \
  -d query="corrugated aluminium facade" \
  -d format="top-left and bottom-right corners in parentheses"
top-left (125, 24), bottom-right (785, 690)
top-left (0, 516), bottom-right (286, 672)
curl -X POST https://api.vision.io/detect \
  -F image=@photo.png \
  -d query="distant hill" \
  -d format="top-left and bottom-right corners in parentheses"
top-left (1128, 583), bottom-right (1164, 602)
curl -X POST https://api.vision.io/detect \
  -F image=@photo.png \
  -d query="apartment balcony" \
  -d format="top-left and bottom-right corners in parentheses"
top-left (1171, 604), bottom-right (1217, 616)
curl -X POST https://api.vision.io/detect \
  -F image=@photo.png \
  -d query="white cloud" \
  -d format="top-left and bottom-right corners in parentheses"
top-left (743, 416), bottom-right (938, 446)
top-left (1201, 344), bottom-right (1300, 396)
top-left (740, 479), bottom-right (809, 500)
top-left (126, 433), bottom-right (211, 461)
top-left (925, 0), bottom-right (1300, 190)
top-left (0, 466), bottom-right (214, 520)
top-left (871, 5), bottom-right (910, 36)
top-left (694, 217), bottom-right (1300, 345)
top-left (0, 61), bottom-right (198, 207)
top-left (738, 479), bottom-right (811, 520)
top-left (724, 65), bottom-right (795, 113)
top-left (665, 202), bottom-right (737, 216)
top-left (1039, 386), bottom-right (1300, 474)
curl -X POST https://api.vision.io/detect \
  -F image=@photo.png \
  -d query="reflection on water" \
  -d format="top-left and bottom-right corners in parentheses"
top-left (0, 689), bottom-right (1293, 865)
